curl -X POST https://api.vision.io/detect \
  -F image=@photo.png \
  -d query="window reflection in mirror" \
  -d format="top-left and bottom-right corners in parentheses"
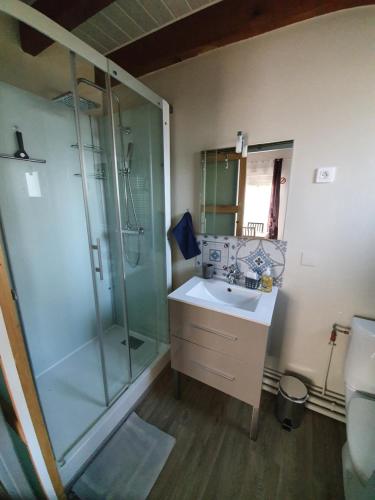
top-left (200, 142), bottom-right (293, 239)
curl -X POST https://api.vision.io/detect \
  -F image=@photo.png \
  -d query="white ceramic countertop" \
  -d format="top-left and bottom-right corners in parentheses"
top-left (168, 276), bottom-right (278, 326)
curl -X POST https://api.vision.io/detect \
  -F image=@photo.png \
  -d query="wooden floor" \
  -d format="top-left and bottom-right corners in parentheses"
top-left (137, 368), bottom-right (346, 500)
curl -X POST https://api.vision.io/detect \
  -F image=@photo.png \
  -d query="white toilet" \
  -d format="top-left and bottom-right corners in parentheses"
top-left (342, 317), bottom-right (375, 499)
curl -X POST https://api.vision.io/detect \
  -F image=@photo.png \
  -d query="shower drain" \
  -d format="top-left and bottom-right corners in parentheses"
top-left (121, 336), bottom-right (144, 350)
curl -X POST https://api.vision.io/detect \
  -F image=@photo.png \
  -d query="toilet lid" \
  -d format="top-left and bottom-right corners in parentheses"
top-left (347, 395), bottom-right (375, 484)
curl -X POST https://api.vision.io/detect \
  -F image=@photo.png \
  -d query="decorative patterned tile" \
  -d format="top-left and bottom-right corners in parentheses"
top-left (209, 249), bottom-right (221, 262)
top-left (196, 235), bottom-right (229, 275)
top-left (236, 238), bottom-right (287, 287)
top-left (196, 234), bottom-right (287, 287)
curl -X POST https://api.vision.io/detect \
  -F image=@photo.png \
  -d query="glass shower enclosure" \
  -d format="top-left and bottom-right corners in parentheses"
top-left (0, 9), bottom-right (170, 476)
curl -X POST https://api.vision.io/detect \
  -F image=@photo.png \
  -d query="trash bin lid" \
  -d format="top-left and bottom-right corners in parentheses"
top-left (279, 375), bottom-right (308, 402)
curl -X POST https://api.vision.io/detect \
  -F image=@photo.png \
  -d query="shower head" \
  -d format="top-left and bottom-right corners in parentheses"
top-left (52, 91), bottom-right (99, 111)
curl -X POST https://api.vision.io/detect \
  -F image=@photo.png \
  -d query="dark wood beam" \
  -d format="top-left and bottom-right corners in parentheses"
top-left (108, 0), bottom-right (372, 77)
top-left (19, 0), bottom-right (114, 56)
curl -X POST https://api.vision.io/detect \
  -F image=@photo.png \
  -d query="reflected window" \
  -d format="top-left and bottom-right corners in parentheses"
top-left (200, 142), bottom-right (293, 239)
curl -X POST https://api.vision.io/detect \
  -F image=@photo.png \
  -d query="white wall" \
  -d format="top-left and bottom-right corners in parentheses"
top-left (142, 6), bottom-right (375, 393)
top-left (0, 13), bottom-right (93, 100)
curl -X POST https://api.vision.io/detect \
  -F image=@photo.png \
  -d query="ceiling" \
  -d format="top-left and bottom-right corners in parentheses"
top-left (19, 0), bottom-right (368, 77)
top-left (72, 0), bottom-right (220, 55)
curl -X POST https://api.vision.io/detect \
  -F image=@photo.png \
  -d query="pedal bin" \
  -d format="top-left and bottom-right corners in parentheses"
top-left (276, 375), bottom-right (308, 430)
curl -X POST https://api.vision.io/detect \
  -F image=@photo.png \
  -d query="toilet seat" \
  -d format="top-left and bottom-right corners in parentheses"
top-left (347, 394), bottom-right (375, 485)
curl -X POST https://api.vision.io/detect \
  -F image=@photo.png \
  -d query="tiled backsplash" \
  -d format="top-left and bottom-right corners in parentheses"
top-left (196, 235), bottom-right (287, 287)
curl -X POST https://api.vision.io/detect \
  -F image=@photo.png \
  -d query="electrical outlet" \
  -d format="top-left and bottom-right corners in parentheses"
top-left (315, 167), bottom-right (336, 183)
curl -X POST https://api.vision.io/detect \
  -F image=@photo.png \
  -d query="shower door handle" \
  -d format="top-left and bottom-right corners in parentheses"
top-left (92, 238), bottom-right (104, 281)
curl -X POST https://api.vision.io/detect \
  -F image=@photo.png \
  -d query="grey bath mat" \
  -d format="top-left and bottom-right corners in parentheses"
top-left (72, 413), bottom-right (175, 500)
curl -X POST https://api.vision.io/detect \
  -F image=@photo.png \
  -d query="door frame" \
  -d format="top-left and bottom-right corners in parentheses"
top-left (0, 1), bottom-right (171, 497)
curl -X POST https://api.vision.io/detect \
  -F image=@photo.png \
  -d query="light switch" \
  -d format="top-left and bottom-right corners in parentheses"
top-left (301, 251), bottom-right (317, 267)
top-left (25, 171), bottom-right (41, 197)
top-left (315, 167), bottom-right (336, 183)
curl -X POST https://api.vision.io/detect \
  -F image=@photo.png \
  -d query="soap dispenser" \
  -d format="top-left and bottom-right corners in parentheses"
top-left (261, 267), bottom-right (273, 293)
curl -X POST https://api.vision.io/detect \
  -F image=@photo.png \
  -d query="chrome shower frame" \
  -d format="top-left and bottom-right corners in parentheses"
top-left (67, 77), bottom-right (143, 265)
top-left (0, 0), bottom-right (171, 292)
top-left (0, 1), bottom-right (171, 497)
top-left (69, 55), bottom-right (112, 411)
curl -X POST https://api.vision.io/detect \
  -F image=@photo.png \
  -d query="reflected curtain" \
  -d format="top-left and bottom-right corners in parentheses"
top-left (267, 158), bottom-right (283, 239)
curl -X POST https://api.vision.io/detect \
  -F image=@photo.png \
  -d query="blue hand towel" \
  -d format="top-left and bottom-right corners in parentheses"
top-left (172, 212), bottom-right (201, 260)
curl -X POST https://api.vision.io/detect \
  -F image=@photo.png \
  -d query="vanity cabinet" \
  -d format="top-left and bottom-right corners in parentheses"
top-left (169, 300), bottom-right (269, 440)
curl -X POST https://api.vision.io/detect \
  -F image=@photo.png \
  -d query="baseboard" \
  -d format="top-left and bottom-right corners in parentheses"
top-left (262, 367), bottom-right (346, 423)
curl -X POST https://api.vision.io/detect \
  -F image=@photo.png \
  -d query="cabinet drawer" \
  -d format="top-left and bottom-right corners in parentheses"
top-left (169, 300), bottom-right (268, 364)
top-left (171, 336), bottom-right (262, 407)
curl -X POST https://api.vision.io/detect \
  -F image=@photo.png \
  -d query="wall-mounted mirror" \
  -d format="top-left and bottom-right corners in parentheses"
top-left (200, 141), bottom-right (293, 238)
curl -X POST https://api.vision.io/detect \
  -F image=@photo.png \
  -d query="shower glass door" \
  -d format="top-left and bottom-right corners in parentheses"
top-left (109, 75), bottom-right (168, 380)
top-left (0, 8), bottom-right (168, 471)
top-left (72, 55), bottom-right (132, 403)
top-left (0, 33), bottom-right (113, 462)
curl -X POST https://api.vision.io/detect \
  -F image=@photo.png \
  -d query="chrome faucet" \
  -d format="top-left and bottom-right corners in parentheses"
top-left (226, 264), bottom-right (242, 285)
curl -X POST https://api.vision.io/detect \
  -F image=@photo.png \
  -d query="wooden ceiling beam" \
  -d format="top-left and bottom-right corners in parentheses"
top-left (107, 0), bottom-right (371, 77)
top-left (19, 0), bottom-right (114, 56)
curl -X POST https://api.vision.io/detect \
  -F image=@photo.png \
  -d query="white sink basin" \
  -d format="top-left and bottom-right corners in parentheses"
top-left (168, 276), bottom-right (278, 326)
top-left (186, 279), bottom-right (260, 312)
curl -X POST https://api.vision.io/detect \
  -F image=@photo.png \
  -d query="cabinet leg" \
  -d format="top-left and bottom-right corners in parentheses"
top-left (250, 406), bottom-right (259, 441)
top-left (174, 370), bottom-right (181, 400)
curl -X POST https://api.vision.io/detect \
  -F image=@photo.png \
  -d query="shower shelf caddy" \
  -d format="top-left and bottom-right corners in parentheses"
top-left (0, 153), bottom-right (46, 163)
top-left (70, 143), bottom-right (103, 154)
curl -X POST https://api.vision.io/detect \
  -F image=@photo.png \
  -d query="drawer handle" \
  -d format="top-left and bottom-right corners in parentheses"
top-left (192, 360), bottom-right (236, 381)
top-left (190, 323), bottom-right (238, 342)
